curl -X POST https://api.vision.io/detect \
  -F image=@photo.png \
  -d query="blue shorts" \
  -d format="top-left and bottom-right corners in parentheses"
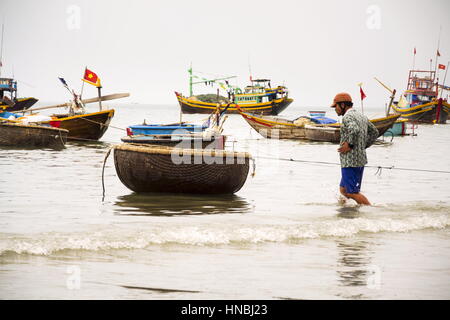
top-left (340, 167), bottom-right (365, 194)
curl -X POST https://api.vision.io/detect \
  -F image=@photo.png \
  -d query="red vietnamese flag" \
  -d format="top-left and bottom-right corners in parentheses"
top-left (82, 68), bottom-right (101, 87)
top-left (414, 47), bottom-right (416, 55)
top-left (360, 86), bottom-right (367, 100)
top-left (438, 64), bottom-right (446, 70)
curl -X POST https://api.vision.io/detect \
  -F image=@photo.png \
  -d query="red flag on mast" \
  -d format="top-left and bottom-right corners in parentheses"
top-left (82, 68), bottom-right (101, 87)
top-left (360, 87), bottom-right (367, 100)
top-left (414, 47), bottom-right (416, 55)
top-left (438, 64), bottom-right (446, 70)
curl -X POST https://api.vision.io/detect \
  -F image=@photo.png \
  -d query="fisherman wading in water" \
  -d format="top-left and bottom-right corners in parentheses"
top-left (331, 93), bottom-right (379, 205)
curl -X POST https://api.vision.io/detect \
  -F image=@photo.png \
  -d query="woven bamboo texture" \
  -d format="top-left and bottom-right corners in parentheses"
top-left (0, 122), bottom-right (68, 149)
top-left (113, 143), bottom-right (251, 194)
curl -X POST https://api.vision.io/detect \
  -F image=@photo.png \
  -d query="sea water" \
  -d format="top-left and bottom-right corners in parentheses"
top-left (0, 103), bottom-right (449, 299)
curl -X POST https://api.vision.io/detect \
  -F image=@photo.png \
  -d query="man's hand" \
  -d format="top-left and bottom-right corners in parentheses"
top-left (338, 142), bottom-right (352, 154)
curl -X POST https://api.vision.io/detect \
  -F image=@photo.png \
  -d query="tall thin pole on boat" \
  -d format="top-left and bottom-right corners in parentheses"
top-left (80, 66), bottom-right (86, 99)
top-left (386, 89), bottom-right (396, 116)
top-left (434, 26), bottom-right (442, 77)
top-left (440, 61), bottom-right (449, 99)
top-left (374, 77), bottom-right (395, 115)
top-left (248, 54), bottom-right (253, 84)
top-left (0, 23), bottom-right (4, 78)
top-left (188, 62), bottom-right (193, 97)
top-left (358, 83), bottom-right (365, 115)
top-left (97, 85), bottom-right (102, 111)
top-left (412, 47), bottom-right (416, 70)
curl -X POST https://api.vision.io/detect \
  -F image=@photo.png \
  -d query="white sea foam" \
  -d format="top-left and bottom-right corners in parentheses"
top-left (1, 213), bottom-right (449, 256)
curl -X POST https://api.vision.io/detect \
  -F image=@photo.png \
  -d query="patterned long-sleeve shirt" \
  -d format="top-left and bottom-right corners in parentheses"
top-left (340, 109), bottom-right (379, 168)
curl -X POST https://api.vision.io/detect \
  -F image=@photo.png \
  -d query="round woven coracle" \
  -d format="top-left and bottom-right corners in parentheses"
top-left (0, 122), bottom-right (68, 149)
top-left (113, 143), bottom-right (251, 194)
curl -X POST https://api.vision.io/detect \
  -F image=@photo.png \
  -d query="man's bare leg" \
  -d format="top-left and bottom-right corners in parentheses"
top-left (340, 187), bottom-right (371, 205)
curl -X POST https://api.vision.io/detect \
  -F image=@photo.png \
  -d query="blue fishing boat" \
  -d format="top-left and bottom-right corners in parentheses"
top-left (0, 26), bottom-right (38, 112)
top-left (0, 78), bottom-right (38, 112)
top-left (126, 123), bottom-right (206, 136)
top-left (308, 111), bottom-right (326, 117)
top-left (383, 119), bottom-right (417, 137)
top-left (391, 69), bottom-right (450, 124)
top-left (123, 106), bottom-right (229, 149)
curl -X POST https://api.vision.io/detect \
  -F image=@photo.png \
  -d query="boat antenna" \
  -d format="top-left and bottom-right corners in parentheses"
top-left (248, 54), bottom-right (253, 83)
top-left (188, 62), bottom-right (193, 97)
top-left (0, 23), bottom-right (4, 78)
top-left (434, 25), bottom-right (442, 77)
top-left (80, 66), bottom-right (86, 99)
top-left (439, 61), bottom-right (449, 99)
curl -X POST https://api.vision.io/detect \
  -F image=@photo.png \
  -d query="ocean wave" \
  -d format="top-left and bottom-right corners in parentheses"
top-left (1, 213), bottom-right (449, 256)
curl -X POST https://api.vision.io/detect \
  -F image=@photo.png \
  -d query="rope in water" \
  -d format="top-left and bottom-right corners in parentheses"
top-left (101, 147), bottom-right (113, 202)
top-left (50, 115), bottom-right (450, 176)
top-left (254, 155), bottom-right (450, 175)
top-left (78, 116), bottom-right (126, 131)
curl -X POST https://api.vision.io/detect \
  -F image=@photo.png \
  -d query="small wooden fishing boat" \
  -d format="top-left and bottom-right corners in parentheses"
top-left (113, 143), bottom-right (251, 194)
top-left (17, 93), bottom-right (128, 141)
top-left (304, 125), bottom-right (340, 142)
top-left (304, 114), bottom-right (400, 142)
top-left (308, 111), bottom-right (326, 117)
top-left (239, 111), bottom-right (307, 139)
top-left (44, 109), bottom-right (115, 141)
top-left (0, 26), bottom-right (38, 112)
top-left (127, 123), bottom-right (205, 136)
top-left (121, 134), bottom-right (226, 149)
top-left (176, 77), bottom-right (293, 115)
top-left (383, 119), bottom-right (413, 137)
top-left (391, 69), bottom-right (450, 124)
top-left (0, 78), bottom-right (38, 112)
top-left (123, 105), bottom-right (228, 149)
top-left (239, 109), bottom-right (400, 142)
top-left (0, 120), bottom-right (68, 149)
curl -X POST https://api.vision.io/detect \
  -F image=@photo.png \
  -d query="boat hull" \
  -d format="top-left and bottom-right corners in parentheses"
top-left (129, 124), bottom-right (204, 136)
top-left (177, 94), bottom-right (293, 115)
top-left (0, 122), bottom-right (68, 149)
top-left (392, 99), bottom-right (449, 124)
top-left (383, 119), bottom-right (407, 136)
top-left (239, 110), bottom-right (400, 142)
top-left (1, 97), bottom-right (38, 112)
top-left (113, 144), bottom-right (250, 194)
top-left (240, 112), bottom-right (306, 139)
top-left (121, 134), bottom-right (226, 149)
top-left (304, 125), bottom-right (340, 143)
top-left (44, 109), bottom-right (115, 141)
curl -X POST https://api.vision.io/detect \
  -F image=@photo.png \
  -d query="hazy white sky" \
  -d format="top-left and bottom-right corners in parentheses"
top-left (1, 0), bottom-right (449, 109)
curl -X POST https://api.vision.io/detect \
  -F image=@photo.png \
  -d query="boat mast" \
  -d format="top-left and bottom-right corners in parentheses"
top-left (434, 26), bottom-right (442, 77)
top-left (0, 23), bottom-right (4, 78)
top-left (248, 54), bottom-right (253, 84)
top-left (440, 61), bottom-right (449, 99)
top-left (188, 62), bottom-right (193, 96)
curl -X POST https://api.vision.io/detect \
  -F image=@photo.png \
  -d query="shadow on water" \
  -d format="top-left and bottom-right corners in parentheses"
top-left (336, 205), bottom-right (361, 219)
top-left (113, 193), bottom-right (253, 216)
top-left (336, 240), bottom-right (372, 287)
top-left (334, 238), bottom-right (379, 299)
top-left (66, 140), bottom-right (113, 150)
top-left (334, 205), bottom-right (378, 298)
